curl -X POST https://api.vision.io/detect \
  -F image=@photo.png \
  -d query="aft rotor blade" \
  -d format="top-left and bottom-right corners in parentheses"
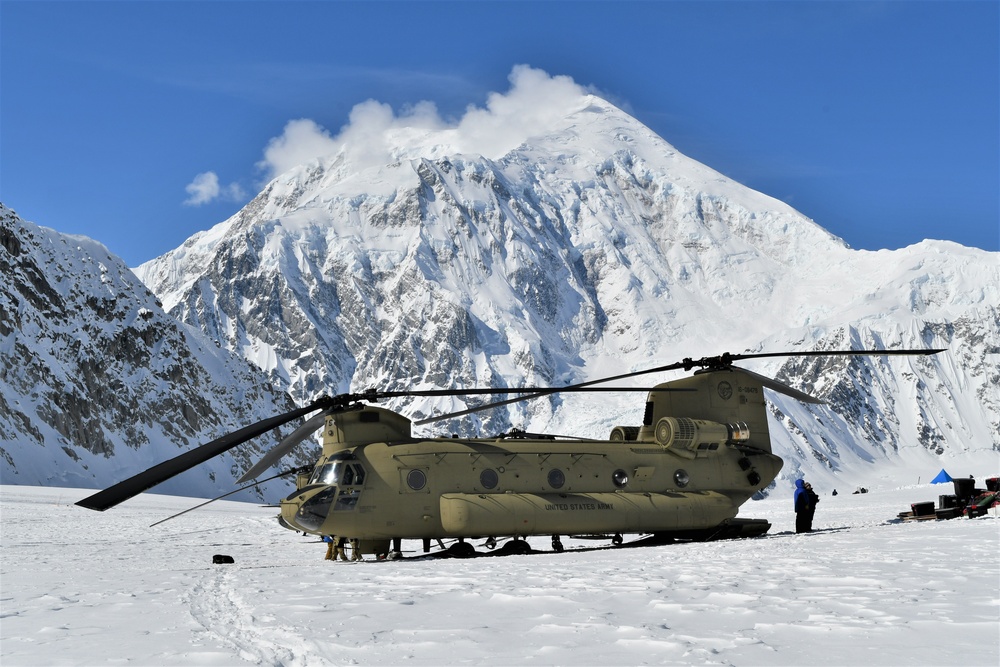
top-left (415, 347), bottom-right (945, 425)
top-left (76, 400), bottom-right (330, 512)
top-left (726, 348), bottom-right (944, 403)
top-left (723, 348), bottom-right (946, 364)
top-left (732, 366), bottom-right (824, 404)
top-left (236, 411), bottom-right (329, 484)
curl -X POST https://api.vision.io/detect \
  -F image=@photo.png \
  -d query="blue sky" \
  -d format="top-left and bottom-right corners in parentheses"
top-left (2, 1), bottom-right (997, 266)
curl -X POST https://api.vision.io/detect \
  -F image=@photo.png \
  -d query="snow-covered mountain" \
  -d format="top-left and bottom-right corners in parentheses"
top-left (132, 86), bottom-right (999, 492)
top-left (0, 204), bottom-right (312, 499)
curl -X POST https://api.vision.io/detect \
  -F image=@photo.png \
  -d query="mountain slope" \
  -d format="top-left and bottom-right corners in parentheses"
top-left (0, 204), bottom-right (308, 498)
top-left (129, 92), bottom-right (998, 488)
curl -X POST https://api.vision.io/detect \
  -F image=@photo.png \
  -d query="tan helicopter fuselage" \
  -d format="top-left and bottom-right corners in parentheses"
top-left (279, 369), bottom-right (783, 554)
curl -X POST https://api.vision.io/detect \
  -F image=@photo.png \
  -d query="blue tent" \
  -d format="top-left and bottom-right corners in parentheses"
top-left (931, 469), bottom-right (953, 484)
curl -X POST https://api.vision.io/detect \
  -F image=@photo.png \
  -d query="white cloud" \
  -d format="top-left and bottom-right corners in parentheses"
top-left (258, 119), bottom-right (341, 180)
top-left (454, 65), bottom-right (589, 157)
top-left (183, 171), bottom-right (246, 206)
top-left (256, 65), bottom-right (592, 180)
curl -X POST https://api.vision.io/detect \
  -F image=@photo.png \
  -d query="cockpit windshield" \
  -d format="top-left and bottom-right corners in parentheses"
top-left (308, 457), bottom-right (366, 487)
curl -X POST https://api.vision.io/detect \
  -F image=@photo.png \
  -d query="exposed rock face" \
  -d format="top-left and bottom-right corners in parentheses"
top-left (0, 204), bottom-right (309, 499)
top-left (762, 315), bottom-right (1000, 483)
top-left (133, 94), bottom-right (998, 493)
top-left (5, 93), bottom-right (998, 499)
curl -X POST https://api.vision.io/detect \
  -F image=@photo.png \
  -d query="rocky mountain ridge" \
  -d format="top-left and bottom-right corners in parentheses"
top-left (0, 204), bottom-right (311, 499)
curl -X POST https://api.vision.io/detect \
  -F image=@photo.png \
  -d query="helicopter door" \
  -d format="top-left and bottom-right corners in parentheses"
top-left (333, 463), bottom-right (366, 511)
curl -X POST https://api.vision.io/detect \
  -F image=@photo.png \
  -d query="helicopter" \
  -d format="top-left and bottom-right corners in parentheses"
top-left (77, 348), bottom-right (943, 559)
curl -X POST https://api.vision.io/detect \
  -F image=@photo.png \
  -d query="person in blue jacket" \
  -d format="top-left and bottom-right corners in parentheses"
top-left (794, 479), bottom-right (813, 533)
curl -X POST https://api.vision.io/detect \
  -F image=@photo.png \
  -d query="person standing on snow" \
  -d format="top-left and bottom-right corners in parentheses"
top-left (804, 482), bottom-right (820, 531)
top-left (794, 479), bottom-right (812, 533)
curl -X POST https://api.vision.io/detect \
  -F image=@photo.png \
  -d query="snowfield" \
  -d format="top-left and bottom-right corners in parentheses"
top-left (2, 483), bottom-right (997, 667)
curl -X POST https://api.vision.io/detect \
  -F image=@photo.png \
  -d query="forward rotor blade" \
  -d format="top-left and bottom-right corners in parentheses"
top-left (76, 400), bottom-right (330, 512)
top-left (414, 362), bottom-right (693, 426)
top-left (236, 411), bottom-right (329, 485)
top-left (238, 387), bottom-right (565, 475)
top-left (150, 466), bottom-right (309, 528)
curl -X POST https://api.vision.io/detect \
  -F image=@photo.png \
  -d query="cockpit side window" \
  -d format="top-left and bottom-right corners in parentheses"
top-left (334, 488), bottom-right (361, 511)
top-left (309, 462), bottom-right (338, 485)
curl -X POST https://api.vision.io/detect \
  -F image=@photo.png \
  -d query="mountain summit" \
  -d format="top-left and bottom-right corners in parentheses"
top-left (135, 82), bottom-right (998, 490)
top-left (138, 90), bottom-right (849, 408)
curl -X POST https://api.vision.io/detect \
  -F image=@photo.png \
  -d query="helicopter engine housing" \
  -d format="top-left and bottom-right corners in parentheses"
top-left (654, 417), bottom-right (750, 459)
top-left (609, 426), bottom-right (641, 442)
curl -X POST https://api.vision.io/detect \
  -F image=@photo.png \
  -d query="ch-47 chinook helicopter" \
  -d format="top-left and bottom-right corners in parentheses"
top-left (78, 348), bottom-right (942, 559)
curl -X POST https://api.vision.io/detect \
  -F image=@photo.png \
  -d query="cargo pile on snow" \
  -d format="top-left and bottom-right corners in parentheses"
top-left (897, 475), bottom-right (999, 521)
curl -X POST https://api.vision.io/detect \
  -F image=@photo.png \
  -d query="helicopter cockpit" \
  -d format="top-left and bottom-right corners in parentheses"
top-left (291, 453), bottom-right (367, 531)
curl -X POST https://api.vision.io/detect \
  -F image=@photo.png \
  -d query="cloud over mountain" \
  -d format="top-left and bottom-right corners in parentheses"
top-left (257, 65), bottom-right (592, 179)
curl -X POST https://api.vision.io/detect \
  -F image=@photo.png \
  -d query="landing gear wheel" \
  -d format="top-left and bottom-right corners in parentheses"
top-left (447, 541), bottom-right (477, 558)
top-left (496, 538), bottom-right (531, 556)
top-left (612, 533), bottom-right (623, 546)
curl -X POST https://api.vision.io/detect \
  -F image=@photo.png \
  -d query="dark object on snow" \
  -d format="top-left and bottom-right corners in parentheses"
top-left (953, 478), bottom-right (976, 501)
top-left (986, 477), bottom-right (999, 492)
top-left (963, 492), bottom-right (999, 519)
top-left (965, 504), bottom-right (990, 519)
top-left (939, 494), bottom-right (959, 509)
top-left (910, 501), bottom-right (935, 517)
top-left (212, 554), bottom-right (235, 564)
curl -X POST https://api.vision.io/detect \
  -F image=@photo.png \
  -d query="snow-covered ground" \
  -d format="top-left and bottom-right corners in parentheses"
top-left (2, 482), bottom-right (997, 667)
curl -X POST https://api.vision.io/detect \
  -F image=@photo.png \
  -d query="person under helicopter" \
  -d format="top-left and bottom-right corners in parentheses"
top-left (323, 535), bottom-right (349, 561)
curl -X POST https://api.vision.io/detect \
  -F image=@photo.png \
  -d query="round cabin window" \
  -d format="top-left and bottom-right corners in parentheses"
top-left (547, 469), bottom-right (566, 489)
top-left (406, 469), bottom-right (427, 491)
top-left (674, 469), bottom-right (690, 488)
top-left (612, 469), bottom-right (629, 488)
top-left (480, 468), bottom-right (499, 490)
